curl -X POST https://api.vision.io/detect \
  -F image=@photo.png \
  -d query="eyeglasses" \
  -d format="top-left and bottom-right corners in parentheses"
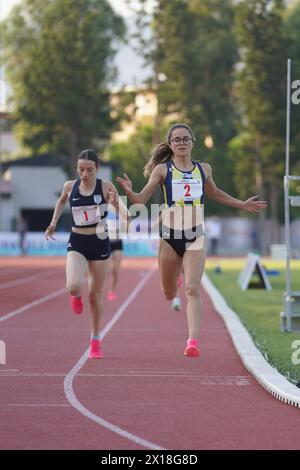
top-left (171, 136), bottom-right (193, 145)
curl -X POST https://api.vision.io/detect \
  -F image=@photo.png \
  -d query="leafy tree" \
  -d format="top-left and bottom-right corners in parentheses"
top-left (127, 0), bottom-right (238, 215)
top-left (109, 124), bottom-right (154, 192)
top-left (233, 0), bottom-right (287, 246)
top-left (1, 0), bottom-right (125, 175)
top-left (153, 1), bottom-right (237, 144)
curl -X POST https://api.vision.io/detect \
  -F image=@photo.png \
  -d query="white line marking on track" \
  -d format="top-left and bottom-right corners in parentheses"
top-left (129, 370), bottom-right (252, 375)
top-left (0, 372), bottom-right (73, 376)
top-left (0, 288), bottom-right (66, 322)
top-left (64, 269), bottom-right (166, 451)
top-left (2, 404), bottom-right (71, 407)
top-left (0, 371), bottom-right (252, 383)
top-left (0, 270), bottom-right (60, 290)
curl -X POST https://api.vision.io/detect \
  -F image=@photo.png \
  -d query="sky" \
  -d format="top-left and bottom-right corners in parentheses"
top-left (0, 0), bottom-right (295, 20)
top-left (0, 0), bottom-right (137, 19)
top-left (0, 0), bottom-right (153, 86)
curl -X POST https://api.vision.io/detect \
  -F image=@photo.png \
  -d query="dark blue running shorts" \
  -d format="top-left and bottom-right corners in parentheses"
top-left (67, 231), bottom-right (111, 261)
top-left (110, 239), bottom-right (123, 252)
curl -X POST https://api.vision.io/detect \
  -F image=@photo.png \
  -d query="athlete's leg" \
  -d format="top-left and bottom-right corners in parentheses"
top-left (158, 239), bottom-right (183, 300)
top-left (182, 247), bottom-right (206, 341)
top-left (66, 251), bottom-right (88, 296)
top-left (88, 259), bottom-right (110, 336)
top-left (110, 250), bottom-right (123, 292)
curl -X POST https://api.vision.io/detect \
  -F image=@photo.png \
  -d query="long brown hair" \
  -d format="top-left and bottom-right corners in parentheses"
top-left (143, 123), bottom-right (195, 177)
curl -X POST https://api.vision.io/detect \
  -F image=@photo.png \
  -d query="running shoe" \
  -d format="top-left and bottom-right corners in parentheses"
top-left (89, 339), bottom-right (102, 359)
top-left (70, 295), bottom-right (83, 314)
top-left (184, 338), bottom-right (200, 358)
top-left (171, 296), bottom-right (182, 311)
top-left (107, 291), bottom-right (117, 301)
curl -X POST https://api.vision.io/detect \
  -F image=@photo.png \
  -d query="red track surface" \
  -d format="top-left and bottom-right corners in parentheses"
top-left (0, 256), bottom-right (299, 450)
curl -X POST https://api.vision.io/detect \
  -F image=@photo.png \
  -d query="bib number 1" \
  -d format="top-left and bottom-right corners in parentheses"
top-left (72, 205), bottom-right (100, 226)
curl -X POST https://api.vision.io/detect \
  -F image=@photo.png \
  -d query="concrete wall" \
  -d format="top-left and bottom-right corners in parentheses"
top-left (0, 164), bottom-right (112, 231)
top-left (11, 167), bottom-right (67, 211)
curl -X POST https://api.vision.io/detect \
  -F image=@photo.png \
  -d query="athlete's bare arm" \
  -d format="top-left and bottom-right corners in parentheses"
top-left (102, 181), bottom-right (130, 222)
top-left (202, 163), bottom-right (267, 212)
top-left (45, 180), bottom-right (74, 240)
top-left (116, 164), bottom-right (167, 205)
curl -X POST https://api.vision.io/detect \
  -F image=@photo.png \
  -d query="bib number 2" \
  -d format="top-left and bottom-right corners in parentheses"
top-left (184, 184), bottom-right (191, 197)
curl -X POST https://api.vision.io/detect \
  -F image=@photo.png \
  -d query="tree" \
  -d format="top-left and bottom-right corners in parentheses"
top-left (109, 124), bottom-right (154, 192)
top-left (128, 0), bottom-right (238, 215)
top-left (1, 0), bottom-right (125, 175)
top-left (233, 0), bottom-right (287, 249)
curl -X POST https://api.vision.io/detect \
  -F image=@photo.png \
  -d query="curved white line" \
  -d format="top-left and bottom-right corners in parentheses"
top-left (64, 269), bottom-right (166, 450)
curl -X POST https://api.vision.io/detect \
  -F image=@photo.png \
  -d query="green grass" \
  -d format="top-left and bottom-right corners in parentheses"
top-left (206, 264), bottom-right (300, 384)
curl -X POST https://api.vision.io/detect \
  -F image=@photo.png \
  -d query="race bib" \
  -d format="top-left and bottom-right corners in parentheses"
top-left (72, 205), bottom-right (101, 226)
top-left (172, 178), bottom-right (202, 203)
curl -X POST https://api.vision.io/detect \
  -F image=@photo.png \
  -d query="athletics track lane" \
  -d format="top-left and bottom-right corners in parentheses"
top-left (0, 257), bottom-right (299, 449)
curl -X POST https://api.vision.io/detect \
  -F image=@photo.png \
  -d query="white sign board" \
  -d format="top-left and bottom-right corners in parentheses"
top-left (238, 253), bottom-right (272, 291)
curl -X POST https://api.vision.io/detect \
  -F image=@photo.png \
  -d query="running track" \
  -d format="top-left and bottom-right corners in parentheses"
top-left (0, 256), bottom-right (299, 450)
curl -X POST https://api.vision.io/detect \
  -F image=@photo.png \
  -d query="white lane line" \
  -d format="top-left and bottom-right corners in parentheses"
top-left (0, 270), bottom-right (60, 290)
top-left (64, 269), bottom-right (165, 451)
top-left (2, 404), bottom-right (71, 407)
top-left (0, 372), bottom-right (73, 377)
top-left (0, 371), bottom-right (252, 380)
top-left (0, 288), bottom-right (66, 322)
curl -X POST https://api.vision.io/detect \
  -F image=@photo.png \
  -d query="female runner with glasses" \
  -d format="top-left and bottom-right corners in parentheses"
top-left (116, 123), bottom-right (267, 358)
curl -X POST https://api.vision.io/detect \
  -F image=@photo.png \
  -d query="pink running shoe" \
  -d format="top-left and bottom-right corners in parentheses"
top-left (107, 291), bottom-right (117, 301)
top-left (70, 295), bottom-right (83, 315)
top-left (89, 339), bottom-right (102, 359)
top-left (184, 338), bottom-right (200, 358)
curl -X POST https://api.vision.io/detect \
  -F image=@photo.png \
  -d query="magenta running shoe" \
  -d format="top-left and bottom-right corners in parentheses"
top-left (70, 295), bottom-right (83, 315)
top-left (89, 339), bottom-right (102, 359)
top-left (107, 291), bottom-right (117, 301)
top-left (184, 338), bottom-right (200, 358)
